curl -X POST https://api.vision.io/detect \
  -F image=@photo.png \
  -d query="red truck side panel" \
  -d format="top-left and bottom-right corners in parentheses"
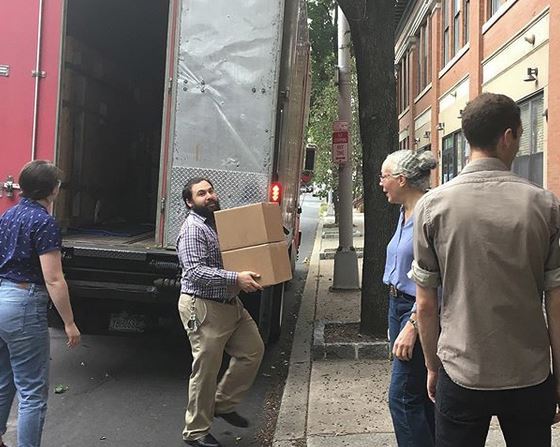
top-left (0, 0), bottom-right (63, 213)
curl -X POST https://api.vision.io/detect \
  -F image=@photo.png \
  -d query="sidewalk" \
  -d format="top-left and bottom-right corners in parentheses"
top-left (273, 210), bottom-right (560, 447)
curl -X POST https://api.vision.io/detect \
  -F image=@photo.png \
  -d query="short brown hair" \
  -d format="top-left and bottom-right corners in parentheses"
top-left (182, 177), bottom-right (214, 208)
top-left (19, 160), bottom-right (62, 200)
top-left (461, 93), bottom-right (521, 151)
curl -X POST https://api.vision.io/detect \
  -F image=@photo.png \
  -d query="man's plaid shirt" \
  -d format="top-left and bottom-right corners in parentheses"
top-left (176, 211), bottom-right (238, 301)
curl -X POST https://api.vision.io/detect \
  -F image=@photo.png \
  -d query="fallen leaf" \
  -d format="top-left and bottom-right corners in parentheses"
top-left (54, 384), bottom-right (69, 394)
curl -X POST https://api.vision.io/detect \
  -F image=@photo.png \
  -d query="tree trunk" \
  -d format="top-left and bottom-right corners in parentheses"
top-left (337, 0), bottom-right (398, 337)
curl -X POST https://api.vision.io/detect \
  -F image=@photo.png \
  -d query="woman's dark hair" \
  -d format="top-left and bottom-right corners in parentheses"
top-left (19, 160), bottom-right (62, 200)
top-left (461, 93), bottom-right (521, 151)
top-left (182, 177), bottom-right (214, 208)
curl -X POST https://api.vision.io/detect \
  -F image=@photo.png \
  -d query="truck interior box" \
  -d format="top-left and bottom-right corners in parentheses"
top-left (56, 0), bottom-right (169, 245)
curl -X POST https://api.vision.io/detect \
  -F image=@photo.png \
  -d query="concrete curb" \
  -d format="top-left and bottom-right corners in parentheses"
top-left (321, 230), bottom-right (362, 239)
top-left (272, 216), bottom-right (324, 446)
top-left (312, 320), bottom-right (390, 361)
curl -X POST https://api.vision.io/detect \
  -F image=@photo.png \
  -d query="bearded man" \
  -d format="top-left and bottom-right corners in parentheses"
top-left (177, 177), bottom-right (264, 447)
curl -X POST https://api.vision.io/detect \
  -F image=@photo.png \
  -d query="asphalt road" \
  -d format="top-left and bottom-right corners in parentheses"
top-left (4, 195), bottom-right (321, 447)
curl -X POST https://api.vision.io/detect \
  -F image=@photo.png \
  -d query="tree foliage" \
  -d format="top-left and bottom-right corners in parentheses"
top-left (307, 0), bottom-right (362, 202)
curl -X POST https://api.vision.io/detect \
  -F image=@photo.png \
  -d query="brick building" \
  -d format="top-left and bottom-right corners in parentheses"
top-left (395, 0), bottom-right (559, 194)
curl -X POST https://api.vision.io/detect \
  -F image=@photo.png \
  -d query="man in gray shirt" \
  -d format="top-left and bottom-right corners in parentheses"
top-left (412, 93), bottom-right (560, 446)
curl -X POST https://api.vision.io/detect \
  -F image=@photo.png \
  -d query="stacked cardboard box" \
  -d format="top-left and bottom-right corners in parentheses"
top-left (215, 203), bottom-right (292, 288)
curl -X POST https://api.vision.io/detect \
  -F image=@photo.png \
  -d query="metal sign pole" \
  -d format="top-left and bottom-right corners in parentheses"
top-left (332, 7), bottom-right (359, 291)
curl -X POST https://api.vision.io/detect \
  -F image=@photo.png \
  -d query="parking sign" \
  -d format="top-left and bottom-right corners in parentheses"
top-left (332, 120), bottom-right (349, 164)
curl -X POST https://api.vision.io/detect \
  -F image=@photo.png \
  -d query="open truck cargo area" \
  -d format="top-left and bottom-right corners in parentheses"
top-left (57, 0), bottom-right (169, 245)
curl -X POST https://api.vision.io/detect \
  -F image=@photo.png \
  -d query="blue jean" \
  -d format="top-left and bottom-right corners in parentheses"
top-left (0, 279), bottom-right (50, 447)
top-left (388, 294), bottom-right (435, 447)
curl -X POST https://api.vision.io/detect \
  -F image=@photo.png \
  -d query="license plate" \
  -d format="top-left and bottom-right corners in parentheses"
top-left (108, 313), bottom-right (147, 333)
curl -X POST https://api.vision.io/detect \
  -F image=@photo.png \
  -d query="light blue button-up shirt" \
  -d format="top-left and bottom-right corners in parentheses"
top-left (383, 207), bottom-right (416, 298)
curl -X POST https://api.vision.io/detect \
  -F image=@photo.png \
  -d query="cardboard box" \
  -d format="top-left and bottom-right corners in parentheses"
top-left (222, 241), bottom-right (292, 287)
top-left (215, 203), bottom-right (284, 251)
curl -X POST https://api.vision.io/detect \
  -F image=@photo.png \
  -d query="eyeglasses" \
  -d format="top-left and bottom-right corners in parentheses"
top-left (379, 173), bottom-right (402, 182)
top-left (379, 174), bottom-right (394, 182)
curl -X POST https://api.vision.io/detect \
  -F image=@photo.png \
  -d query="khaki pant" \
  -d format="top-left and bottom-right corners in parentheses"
top-left (178, 294), bottom-right (264, 441)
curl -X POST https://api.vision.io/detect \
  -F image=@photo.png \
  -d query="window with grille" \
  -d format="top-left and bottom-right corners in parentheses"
top-left (512, 93), bottom-right (545, 186)
top-left (441, 131), bottom-right (470, 183)
top-left (399, 137), bottom-right (409, 150)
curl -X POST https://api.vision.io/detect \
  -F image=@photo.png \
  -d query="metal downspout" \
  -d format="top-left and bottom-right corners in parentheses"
top-left (31, 0), bottom-right (45, 160)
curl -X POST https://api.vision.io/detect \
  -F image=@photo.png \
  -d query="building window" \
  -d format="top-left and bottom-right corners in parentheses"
top-left (463, 0), bottom-right (470, 46)
top-left (426, 21), bottom-right (432, 85)
top-left (488, 0), bottom-right (506, 18)
top-left (416, 20), bottom-right (430, 94)
top-left (419, 145), bottom-right (434, 187)
top-left (512, 93), bottom-right (545, 186)
top-left (441, 130), bottom-right (470, 183)
top-left (453, 0), bottom-right (461, 56)
top-left (404, 54), bottom-right (409, 109)
top-left (399, 137), bottom-right (409, 150)
top-left (397, 53), bottom-right (410, 114)
top-left (442, 0), bottom-right (468, 67)
top-left (442, 0), bottom-right (450, 65)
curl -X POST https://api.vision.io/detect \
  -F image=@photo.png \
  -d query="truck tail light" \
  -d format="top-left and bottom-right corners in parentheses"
top-left (270, 182), bottom-right (283, 204)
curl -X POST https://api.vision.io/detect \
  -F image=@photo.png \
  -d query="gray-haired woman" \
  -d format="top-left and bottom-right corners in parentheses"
top-left (380, 149), bottom-right (437, 447)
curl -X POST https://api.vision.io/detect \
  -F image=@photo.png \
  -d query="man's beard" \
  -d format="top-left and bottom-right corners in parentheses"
top-left (191, 199), bottom-right (221, 220)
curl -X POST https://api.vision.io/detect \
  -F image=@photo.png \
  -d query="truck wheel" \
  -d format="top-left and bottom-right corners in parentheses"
top-left (289, 243), bottom-right (296, 273)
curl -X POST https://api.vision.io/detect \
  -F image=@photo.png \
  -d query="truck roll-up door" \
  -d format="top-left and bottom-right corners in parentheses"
top-left (161, 0), bottom-right (285, 247)
top-left (0, 0), bottom-right (63, 213)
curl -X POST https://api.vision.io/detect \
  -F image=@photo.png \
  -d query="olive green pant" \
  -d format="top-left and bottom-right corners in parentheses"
top-left (178, 294), bottom-right (264, 441)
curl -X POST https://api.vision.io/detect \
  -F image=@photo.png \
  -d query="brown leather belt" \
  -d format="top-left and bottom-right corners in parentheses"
top-left (0, 279), bottom-right (36, 290)
top-left (191, 294), bottom-right (237, 305)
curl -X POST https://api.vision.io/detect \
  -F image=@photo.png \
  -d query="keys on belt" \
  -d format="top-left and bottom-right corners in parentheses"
top-left (389, 284), bottom-right (411, 299)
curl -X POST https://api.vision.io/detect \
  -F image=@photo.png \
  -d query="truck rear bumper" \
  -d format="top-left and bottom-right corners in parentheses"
top-left (67, 279), bottom-right (165, 303)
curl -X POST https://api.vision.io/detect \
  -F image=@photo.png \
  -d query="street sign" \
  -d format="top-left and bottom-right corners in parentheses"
top-left (332, 120), bottom-right (349, 164)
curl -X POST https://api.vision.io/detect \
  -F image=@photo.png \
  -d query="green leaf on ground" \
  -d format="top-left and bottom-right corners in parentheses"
top-left (54, 384), bottom-right (69, 394)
